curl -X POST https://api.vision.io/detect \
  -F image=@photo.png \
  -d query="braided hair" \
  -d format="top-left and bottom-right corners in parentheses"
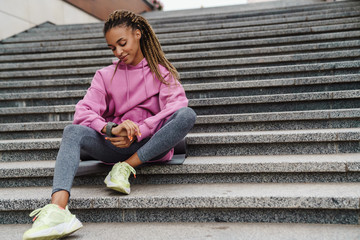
top-left (104, 10), bottom-right (179, 84)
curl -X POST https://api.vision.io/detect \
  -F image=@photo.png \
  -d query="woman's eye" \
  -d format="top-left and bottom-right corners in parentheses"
top-left (120, 42), bottom-right (126, 47)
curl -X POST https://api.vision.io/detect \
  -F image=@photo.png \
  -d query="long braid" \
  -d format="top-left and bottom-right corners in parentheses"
top-left (104, 10), bottom-right (179, 84)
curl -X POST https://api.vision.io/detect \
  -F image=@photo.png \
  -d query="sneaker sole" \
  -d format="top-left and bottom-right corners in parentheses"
top-left (104, 173), bottom-right (131, 194)
top-left (23, 217), bottom-right (83, 240)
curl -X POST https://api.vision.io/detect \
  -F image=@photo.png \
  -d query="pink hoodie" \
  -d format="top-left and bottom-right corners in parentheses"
top-left (73, 58), bottom-right (189, 161)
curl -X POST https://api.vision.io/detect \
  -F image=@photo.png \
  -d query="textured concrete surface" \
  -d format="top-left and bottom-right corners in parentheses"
top-left (2, 154), bottom-right (360, 188)
top-left (2, 58), bottom-right (360, 79)
top-left (5, 15), bottom-right (359, 48)
top-left (2, 182), bottom-right (360, 211)
top-left (9, 3), bottom-right (358, 37)
top-left (2, 153), bottom-right (360, 178)
top-left (195, 109), bottom-right (360, 124)
top-left (3, 18), bottom-right (359, 44)
top-left (2, 49), bottom-right (360, 72)
top-left (2, 222), bottom-right (360, 240)
top-left (187, 128), bottom-right (360, 144)
top-left (1, 40), bottom-right (359, 64)
top-left (18, 8), bottom-right (358, 37)
top-left (2, 29), bottom-right (359, 55)
top-left (1, 128), bottom-right (359, 152)
top-left (1, 0), bottom-right (360, 228)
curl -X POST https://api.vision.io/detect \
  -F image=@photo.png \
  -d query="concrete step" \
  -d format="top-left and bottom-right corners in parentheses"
top-left (4, 13), bottom-right (359, 45)
top-left (2, 75), bottom-right (360, 107)
top-left (1, 40), bottom-right (358, 64)
top-left (0, 90), bottom-right (86, 108)
top-left (148, 9), bottom-right (360, 35)
top-left (17, 8), bottom-right (359, 38)
top-left (186, 128), bottom-right (360, 156)
top-left (10, 9), bottom-right (360, 41)
top-left (0, 121), bottom-right (69, 140)
top-left (2, 26), bottom-right (359, 55)
top-left (1, 59), bottom-right (359, 81)
top-left (185, 75), bottom-right (360, 99)
top-left (192, 108), bottom-right (360, 133)
top-left (164, 30), bottom-right (360, 54)
top-left (179, 61), bottom-right (360, 83)
top-left (143, 1), bottom-right (360, 25)
top-left (1, 74), bottom-right (359, 96)
top-left (1, 49), bottom-right (359, 72)
top-left (0, 79), bottom-right (360, 110)
top-left (3, 222), bottom-right (360, 240)
top-left (1, 89), bottom-right (359, 123)
top-left (21, 1), bottom-right (358, 34)
top-left (190, 89), bottom-right (360, 115)
top-left (0, 78), bottom-right (91, 93)
top-left (1, 182), bottom-right (360, 224)
top-left (1, 108), bottom-right (359, 140)
top-left (0, 57), bottom-right (113, 71)
top-left (0, 128), bottom-right (359, 162)
top-left (1, 153), bottom-right (360, 187)
top-left (0, 105), bottom-right (75, 123)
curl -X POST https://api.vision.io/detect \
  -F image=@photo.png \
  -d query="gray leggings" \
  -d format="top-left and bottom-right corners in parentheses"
top-left (52, 107), bottom-right (196, 195)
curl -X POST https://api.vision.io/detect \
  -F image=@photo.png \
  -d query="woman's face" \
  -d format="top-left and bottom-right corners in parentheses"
top-left (105, 26), bottom-right (144, 66)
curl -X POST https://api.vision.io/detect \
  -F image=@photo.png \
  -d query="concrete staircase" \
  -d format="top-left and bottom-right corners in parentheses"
top-left (1, 0), bottom-right (360, 238)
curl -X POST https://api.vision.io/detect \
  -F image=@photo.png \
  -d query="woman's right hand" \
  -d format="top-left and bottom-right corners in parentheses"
top-left (112, 120), bottom-right (141, 141)
top-left (105, 120), bottom-right (141, 148)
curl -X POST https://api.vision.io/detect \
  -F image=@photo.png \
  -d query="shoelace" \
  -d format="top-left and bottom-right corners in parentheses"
top-left (29, 207), bottom-right (47, 222)
top-left (113, 163), bottom-right (136, 179)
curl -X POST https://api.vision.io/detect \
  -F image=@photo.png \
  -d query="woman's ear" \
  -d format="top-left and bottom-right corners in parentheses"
top-left (135, 29), bottom-right (141, 40)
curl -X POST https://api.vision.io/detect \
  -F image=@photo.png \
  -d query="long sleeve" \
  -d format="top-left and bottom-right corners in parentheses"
top-left (73, 71), bottom-right (108, 133)
top-left (137, 73), bottom-right (188, 141)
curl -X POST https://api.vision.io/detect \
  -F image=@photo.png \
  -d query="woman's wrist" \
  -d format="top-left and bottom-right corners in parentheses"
top-left (101, 125), bottom-right (107, 134)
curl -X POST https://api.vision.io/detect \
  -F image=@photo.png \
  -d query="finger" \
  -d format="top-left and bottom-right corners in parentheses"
top-left (123, 122), bottom-right (135, 141)
top-left (127, 121), bottom-right (139, 139)
top-left (128, 123), bottom-right (135, 140)
top-left (112, 141), bottom-right (128, 147)
top-left (122, 122), bottom-right (133, 139)
top-left (106, 136), bottom-right (125, 141)
top-left (134, 124), bottom-right (141, 137)
top-left (126, 120), bottom-right (140, 137)
top-left (107, 137), bottom-right (127, 144)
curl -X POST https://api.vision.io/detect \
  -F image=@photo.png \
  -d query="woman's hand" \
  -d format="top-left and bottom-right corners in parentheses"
top-left (106, 135), bottom-right (134, 148)
top-left (105, 120), bottom-right (141, 148)
top-left (112, 120), bottom-right (141, 141)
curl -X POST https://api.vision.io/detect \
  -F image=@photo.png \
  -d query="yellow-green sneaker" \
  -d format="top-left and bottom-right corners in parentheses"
top-left (23, 204), bottom-right (82, 240)
top-left (104, 162), bottom-right (136, 194)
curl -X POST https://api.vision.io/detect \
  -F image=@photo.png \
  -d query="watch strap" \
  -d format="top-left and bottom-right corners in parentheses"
top-left (106, 122), bottom-right (118, 137)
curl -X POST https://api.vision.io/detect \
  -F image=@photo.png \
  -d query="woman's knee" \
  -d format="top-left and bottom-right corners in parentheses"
top-left (175, 107), bottom-right (197, 129)
top-left (179, 107), bottom-right (197, 124)
top-left (63, 124), bottom-right (96, 139)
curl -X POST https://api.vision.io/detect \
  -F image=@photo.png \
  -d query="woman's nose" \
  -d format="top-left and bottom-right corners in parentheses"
top-left (115, 48), bottom-right (123, 57)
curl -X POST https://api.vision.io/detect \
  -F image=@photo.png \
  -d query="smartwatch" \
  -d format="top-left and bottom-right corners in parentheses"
top-left (106, 122), bottom-right (118, 137)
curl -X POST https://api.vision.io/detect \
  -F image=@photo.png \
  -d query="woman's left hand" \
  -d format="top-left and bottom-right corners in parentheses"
top-left (106, 135), bottom-right (135, 148)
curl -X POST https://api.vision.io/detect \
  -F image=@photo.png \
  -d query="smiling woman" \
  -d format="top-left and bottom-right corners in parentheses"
top-left (105, 26), bottom-right (144, 66)
top-left (22, 9), bottom-right (197, 240)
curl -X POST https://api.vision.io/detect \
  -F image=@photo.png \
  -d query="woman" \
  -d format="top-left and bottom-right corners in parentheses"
top-left (23, 10), bottom-right (196, 240)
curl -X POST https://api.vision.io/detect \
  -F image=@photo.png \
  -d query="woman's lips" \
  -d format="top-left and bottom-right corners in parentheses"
top-left (120, 55), bottom-right (128, 61)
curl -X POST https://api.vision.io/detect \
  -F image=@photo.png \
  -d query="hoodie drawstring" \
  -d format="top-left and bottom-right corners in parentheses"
top-left (142, 60), bottom-right (148, 98)
top-left (122, 59), bottom-right (148, 109)
top-left (125, 64), bottom-right (130, 109)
